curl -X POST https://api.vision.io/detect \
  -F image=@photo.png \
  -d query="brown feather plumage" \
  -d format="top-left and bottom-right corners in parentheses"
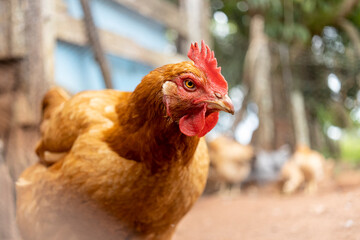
top-left (16, 62), bottom-right (214, 240)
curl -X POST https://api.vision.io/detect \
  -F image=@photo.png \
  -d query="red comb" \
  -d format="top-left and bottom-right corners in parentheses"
top-left (187, 40), bottom-right (228, 94)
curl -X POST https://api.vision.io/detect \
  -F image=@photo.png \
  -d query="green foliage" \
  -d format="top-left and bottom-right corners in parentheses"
top-left (246, 0), bottom-right (282, 13)
top-left (316, 105), bottom-right (336, 126)
top-left (340, 132), bottom-right (360, 163)
top-left (349, 3), bottom-right (360, 24)
top-left (300, 0), bottom-right (316, 13)
top-left (210, 0), bottom-right (360, 159)
top-left (163, 0), bottom-right (179, 6)
top-left (213, 0), bottom-right (360, 45)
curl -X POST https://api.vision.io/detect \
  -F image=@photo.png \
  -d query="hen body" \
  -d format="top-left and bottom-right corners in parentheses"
top-left (17, 88), bottom-right (209, 240)
top-left (16, 42), bottom-right (233, 240)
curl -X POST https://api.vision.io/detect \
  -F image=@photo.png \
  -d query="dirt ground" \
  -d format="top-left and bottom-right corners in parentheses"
top-left (174, 182), bottom-right (360, 240)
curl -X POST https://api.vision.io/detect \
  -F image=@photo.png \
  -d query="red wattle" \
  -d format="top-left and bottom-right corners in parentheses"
top-left (198, 111), bottom-right (219, 137)
top-left (179, 105), bottom-right (219, 137)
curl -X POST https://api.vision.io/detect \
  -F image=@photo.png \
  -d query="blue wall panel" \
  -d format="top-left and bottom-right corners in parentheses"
top-left (63, 0), bottom-right (169, 52)
top-left (55, 41), bottom-right (153, 93)
top-left (56, 0), bottom-right (171, 93)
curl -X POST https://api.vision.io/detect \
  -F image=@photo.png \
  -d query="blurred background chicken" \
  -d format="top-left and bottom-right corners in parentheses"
top-left (280, 145), bottom-right (332, 194)
top-left (246, 145), bottom-right (291, 185)
top-left (16, 41), bottom-right (234, 240)
top-left (205, 136), bottom-right (254, 195)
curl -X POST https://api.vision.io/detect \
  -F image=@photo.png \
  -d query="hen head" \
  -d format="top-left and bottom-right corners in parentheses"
top-left (162, 41), bottom-right (234, 137)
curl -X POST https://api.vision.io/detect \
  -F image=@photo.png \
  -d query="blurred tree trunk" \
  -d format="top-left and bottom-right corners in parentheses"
top-left (335, 0), bottom-right (360, 21)
top-left (244, 15), bottom-right (274, 150)
top-left (279, 42), bottom-right (310, 148)
top-left (272, 44), bottom-right (296, 150)
top-left (290, 90), bottom-right (310, 146)
top-left (308, 118), bottom-right (326, 151)
top-left (178, 0), bottom-right (211, 52)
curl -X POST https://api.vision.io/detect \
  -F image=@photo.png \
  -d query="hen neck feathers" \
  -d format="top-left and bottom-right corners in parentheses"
top-left (106, 76), bottom-right (199, 172)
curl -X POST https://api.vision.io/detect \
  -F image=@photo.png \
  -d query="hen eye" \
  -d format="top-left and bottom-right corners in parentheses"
top-left (184, 79), bottom-right (196, 90)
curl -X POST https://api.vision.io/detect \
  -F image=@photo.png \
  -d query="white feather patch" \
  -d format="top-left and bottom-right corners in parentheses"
top-left (162, 81), bottom-right (177, 96)
top-left (16, 178), bottom-right (31, 187)
top-left (105, 105), bottom-right (115, 113)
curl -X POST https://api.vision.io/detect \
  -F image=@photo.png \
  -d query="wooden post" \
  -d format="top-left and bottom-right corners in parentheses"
top-left (0, 161), bottom-right (21, 240)
top-left (0, 0), bottom-right (26, 59)
top-left (0, 1), bottom-right (56, 237)
top-left (80, 0), bottom-right (113, 89)
top-left (0, 62), bottom-right (22, 240)
top-left (20, 0), bottom-right (55, 121)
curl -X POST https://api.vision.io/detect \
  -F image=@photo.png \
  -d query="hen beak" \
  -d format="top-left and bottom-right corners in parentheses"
top-left (206, 94), bottom-right (235, 115)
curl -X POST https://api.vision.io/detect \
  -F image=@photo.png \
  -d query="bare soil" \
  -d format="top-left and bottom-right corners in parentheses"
top-left (174, 182), bottom-right (360, 240)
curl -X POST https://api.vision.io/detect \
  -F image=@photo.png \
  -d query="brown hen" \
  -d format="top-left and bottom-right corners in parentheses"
top-left (16, 41), bottom-right (234, 240)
